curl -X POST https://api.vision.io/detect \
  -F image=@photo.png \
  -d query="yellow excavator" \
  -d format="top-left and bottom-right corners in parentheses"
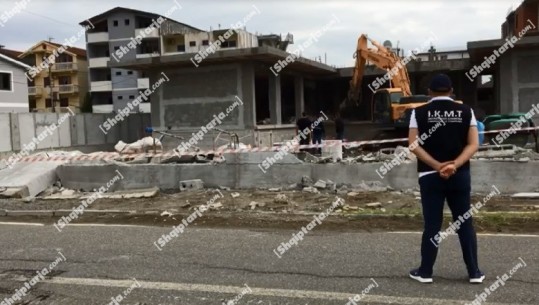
top-left (344, 34), bottom-right (430, 128)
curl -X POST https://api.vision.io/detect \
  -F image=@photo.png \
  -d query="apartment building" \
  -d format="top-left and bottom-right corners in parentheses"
top-left (18, 41), bottom-right (89, 112)
top-left (81, 7), bottom-right (260, 113)
top-left (80, 8), bottom-right (197, 113)
top-left (0, 53), bottom-right (30, 112)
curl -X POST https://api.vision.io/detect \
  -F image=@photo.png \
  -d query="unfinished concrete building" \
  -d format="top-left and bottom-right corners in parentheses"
top-left (104, 0), bottom-right (539, 150)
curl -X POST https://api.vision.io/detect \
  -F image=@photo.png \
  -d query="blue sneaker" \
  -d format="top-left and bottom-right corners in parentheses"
top-left (409, 268), bottom-right (433, 283)
top-left (469, 271), bottom-right (485, 284)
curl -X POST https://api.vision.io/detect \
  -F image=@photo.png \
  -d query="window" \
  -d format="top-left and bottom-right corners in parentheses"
top-left (29, 99), bottom-right (36, 111)
top-left (127, 71), bottom-right (133, 75)
top-left (59, 76), bottom-right (71, 85)
top-left (0, 72), bottom-right (12, 91)
top-left (118, 96), bottom-right (123, 100)
top-left (113, 20), bottom-right (118, 26)
top-left (177, 45), bottom-right (186, 52)
top-left (45, 98), bottom-right (53, 108)
top-left (115, 71), bottom-right (122, 76)
top-left (129, 95), bottom-right (135, 99)
top-left (60, 98), bottom-right (69, 107)
top-left (106, 74), bottom-right (111, 81)
top-left (222, 40), bottom-right (237, 48)
top-left (202, 40), bottom-right (209, 46)
top-left (114, 46), bottom-right (119, 51)
top-left (125, 19), bottom-right (130, 26)
top-left (44, 77), bottom-right (51, 87)
top-left (189, 41), bottom-right (196, 47)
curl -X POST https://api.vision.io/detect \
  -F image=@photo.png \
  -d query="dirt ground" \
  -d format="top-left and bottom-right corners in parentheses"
top-left (1, 189), bottom-right (538, 233)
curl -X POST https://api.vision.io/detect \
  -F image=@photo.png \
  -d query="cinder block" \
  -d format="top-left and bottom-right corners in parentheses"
top-left (179, 179), bottom-right (204, 192)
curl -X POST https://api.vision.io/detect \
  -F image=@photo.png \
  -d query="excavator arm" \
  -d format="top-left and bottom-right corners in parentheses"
top-left (346, 34), bottom-right (412, 105)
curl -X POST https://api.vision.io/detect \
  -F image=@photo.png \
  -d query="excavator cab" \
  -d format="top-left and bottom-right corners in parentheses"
top-left (372, 89), bottom-right (403, 124)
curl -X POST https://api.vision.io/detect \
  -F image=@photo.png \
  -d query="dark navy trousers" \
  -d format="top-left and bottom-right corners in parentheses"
top-left (418, 169), bottom-right (480, 276)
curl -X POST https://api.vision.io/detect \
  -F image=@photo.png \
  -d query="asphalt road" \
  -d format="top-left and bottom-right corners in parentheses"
top-left (0, 222), bottom-right (537, 305)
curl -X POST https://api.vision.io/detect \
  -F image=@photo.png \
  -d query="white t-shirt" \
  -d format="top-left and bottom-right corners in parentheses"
top-left (409, 97), bottom-right (477, 178)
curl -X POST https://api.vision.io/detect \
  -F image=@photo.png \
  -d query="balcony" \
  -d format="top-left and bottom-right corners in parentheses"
top-left (135, 27), bottom-right (159, 38)
top-left (89, 57), bottom-right (110, 68)
top-left (28, 86), bottom-right (44, 96)
top-left (58, 84), bottom-right (79, 94)
top-left (88, 32), bottom-right (109, 43)
top-left (137, 78), bottom-right (149, 89)
top-left (52, 62), bottom-right (78, 72)
top-left (91, 81), bottom-right (112, 92)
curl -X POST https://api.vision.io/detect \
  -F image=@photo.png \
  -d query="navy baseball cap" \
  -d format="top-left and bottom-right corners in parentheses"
top-left (429, 74), bottom-right (452, 92)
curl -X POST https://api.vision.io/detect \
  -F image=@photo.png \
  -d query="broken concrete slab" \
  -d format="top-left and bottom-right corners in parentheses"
top-left (179, 179), bottom-right (204, 192)
top-left (0, 161), bottom-right (64, 198)
top-left (511, 192), bottom-right (539, 198)
top-left (314, 180), bottom-right (327, 189)
top-left (231, 192), bottom-right (240, 198)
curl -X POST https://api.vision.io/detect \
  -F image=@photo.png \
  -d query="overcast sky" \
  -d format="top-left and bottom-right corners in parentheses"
top-left (0, 0), bottom-right (523, 67)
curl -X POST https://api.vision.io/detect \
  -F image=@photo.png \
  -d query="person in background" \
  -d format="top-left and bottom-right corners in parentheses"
top-left (312, 113), bottom-right (325, 155)
top-left (335, 112), bottom-right (345, 141)
top-left (296, 112), bottom-right (311, 152)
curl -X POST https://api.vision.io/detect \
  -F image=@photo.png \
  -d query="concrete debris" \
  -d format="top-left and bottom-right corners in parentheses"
top-left (354, 181), bottom-right (388, 192)
top-left (248, 201), bottom-right (268, 209)
top-left (274, 194), bottom-right (289, 204)
top-left (314, 180), bottom-right (327, 189)
top-left (179, 179), bottom-right (204, 192)
top-left (317, 156), bottom-right (334, 164)
top-left (413, 191), bottom-right (421, 197)
top-left (380, 208), bottom-right (387, 212)
top-left (42, 188), bottom-right (78, 200)
top-left (366, 202), bottom-right (383, 208)
top-left (180, 202), bottom-right (191, 208)
top-left (301, 176), bottom-right (313, 187)
top-left (473, 145), bottom-right (539, 161)
top-left (286, 184), bottom-right (298, 190)
top-left (295, 151), bottom-right (320, 163)
top-left (326, 180), bottom-right (336, 191)
top-left (0, 161), bottom-right (64, 198)
top-left (511, 192), bottom-right (539, 198)
top-left (347, 192), bottom-right (360, 197)
top-left (302, 186), bottom-right (320, 194)
top-left (208, 202), bottom-right (223, 210)
top-left (268, 188), bottom-right (282, 192)
top-left (115, 137), bottom-right (163, 154)
top-left (87, 187), bottom-right (160, 199)
top-left (231, 192), bottom-right (240, 198)
top-left (160, 211), bottom-right (173, 217)
top-left (219, 186), bottom-right (231, 191)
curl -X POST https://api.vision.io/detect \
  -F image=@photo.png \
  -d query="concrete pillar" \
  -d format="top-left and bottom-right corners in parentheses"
top-left (294, 76), bottom-right (305, 119)
top-left (268, 74), bottom-right (282, 125)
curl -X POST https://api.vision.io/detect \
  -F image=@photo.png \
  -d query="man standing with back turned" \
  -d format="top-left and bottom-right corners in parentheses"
top-left (408, 74), bottom-right (483, 284)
